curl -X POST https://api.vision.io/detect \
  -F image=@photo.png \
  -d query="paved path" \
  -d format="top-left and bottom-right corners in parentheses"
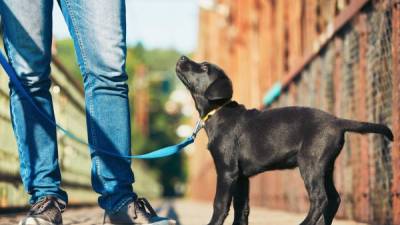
top-left (0, 200), bottom-right (368, 225)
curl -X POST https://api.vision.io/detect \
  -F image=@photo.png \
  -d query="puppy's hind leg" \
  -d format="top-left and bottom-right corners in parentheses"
top-left (298, 135), bottom-right (343, 225)
top-left (298, 163), bottom-right (328, 225)
top-left (233, 176), bottom-right (250, 225)
top-left (298, 143), bottom-right (336, 224)
top-left (317, 135), bottom-right (344, 225)
top-left (317, 163), bottom-right (340, 225)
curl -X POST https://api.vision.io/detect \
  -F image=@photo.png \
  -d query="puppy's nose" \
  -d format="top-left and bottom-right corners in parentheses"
top-left (179, 55), bottom-right (188, 62)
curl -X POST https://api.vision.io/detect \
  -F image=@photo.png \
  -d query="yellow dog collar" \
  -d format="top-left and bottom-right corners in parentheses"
top-left (201, 100), bottom-right (232, 122)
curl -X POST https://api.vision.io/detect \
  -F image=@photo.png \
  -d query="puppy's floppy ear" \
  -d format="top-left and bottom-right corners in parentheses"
top-left (205, 77), bottom-right (233, 101)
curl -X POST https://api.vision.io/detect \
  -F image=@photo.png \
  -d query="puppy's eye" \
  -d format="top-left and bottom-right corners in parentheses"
top-left (201, 64), bottom-right (208, 72)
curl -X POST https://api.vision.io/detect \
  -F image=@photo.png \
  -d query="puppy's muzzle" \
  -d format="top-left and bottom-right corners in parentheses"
top-left (176, 55), bottom-right (191, 73)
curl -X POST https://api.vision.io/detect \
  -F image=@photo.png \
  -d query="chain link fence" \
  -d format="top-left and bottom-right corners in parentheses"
top-left (269, 2), bottom-right (395, 224)
top-left (193, 0), bottom-right (399, 224)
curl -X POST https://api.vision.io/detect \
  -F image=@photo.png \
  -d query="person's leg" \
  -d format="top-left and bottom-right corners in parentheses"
top-left (58, 0), bottom-right (136, 212)
top-left (0, 0), bottom-right (68, 204)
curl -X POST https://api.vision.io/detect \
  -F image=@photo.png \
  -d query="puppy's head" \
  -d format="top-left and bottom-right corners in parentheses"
top-left (176, 56), bottom-right (233, 117)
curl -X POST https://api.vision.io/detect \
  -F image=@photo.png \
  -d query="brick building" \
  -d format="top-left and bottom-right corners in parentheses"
top-left (188, 0), bottom-right (400, 224)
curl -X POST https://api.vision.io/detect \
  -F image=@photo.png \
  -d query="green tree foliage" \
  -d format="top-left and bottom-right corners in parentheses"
top-left (128, 43), bottom-right (188, 197)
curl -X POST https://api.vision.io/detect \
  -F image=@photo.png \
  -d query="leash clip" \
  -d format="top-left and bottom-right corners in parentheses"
top-left (191, 119), bottom-right (204, 138)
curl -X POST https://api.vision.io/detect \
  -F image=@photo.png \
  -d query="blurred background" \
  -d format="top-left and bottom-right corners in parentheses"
top-left (0, 0), bottom-right (399, 224)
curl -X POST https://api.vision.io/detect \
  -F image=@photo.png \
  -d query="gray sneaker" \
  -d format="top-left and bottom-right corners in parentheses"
top-left (19, 196), bottom-right (65, 225)
top-left (103, 198), bottom-right (176, 225)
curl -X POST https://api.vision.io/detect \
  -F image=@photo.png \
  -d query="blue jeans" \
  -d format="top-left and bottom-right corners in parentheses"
top-left (0, 0), bottom-right (136, 212)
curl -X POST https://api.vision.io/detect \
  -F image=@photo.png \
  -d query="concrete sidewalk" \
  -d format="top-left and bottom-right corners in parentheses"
top-left (0, 199), bottom-right (368, 225)
top-left (162, 200), bottom-right (367, 225)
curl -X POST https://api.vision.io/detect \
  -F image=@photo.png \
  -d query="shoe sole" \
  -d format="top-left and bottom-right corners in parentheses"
top-left (18, 217), bottom-right (61, 225)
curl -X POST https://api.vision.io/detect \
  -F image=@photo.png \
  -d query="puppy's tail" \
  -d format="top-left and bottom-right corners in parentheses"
top-left (337, 119), bottom-right (393, 141)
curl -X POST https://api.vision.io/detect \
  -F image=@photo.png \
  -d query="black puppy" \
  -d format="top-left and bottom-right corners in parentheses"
top-left (176, 56), bottom-right (393, 225)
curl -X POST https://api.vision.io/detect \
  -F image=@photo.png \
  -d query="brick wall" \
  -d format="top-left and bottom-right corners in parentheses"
top-left (189, 0), bottom-right (399, 224)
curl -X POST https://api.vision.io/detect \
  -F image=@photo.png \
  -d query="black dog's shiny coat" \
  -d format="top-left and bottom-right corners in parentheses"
top-left (176, 56), bottom-right (393, 225)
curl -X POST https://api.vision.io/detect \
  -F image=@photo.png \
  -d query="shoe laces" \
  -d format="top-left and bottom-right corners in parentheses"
top-left (28, 196), bottom-right (65, 216)
top-left (132, 197), bottom-right (158, 219)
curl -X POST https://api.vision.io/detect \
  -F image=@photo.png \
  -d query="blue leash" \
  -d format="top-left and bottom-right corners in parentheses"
top-left (0, 51), bottom-right (202, 159)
